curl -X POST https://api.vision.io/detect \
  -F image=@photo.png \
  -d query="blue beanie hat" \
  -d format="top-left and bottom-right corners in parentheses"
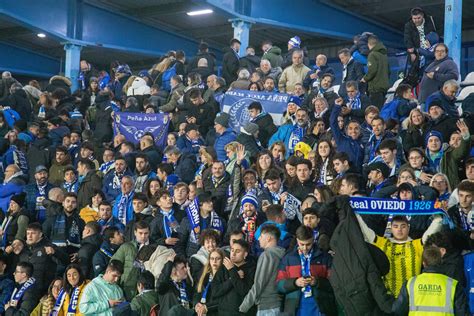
top-left (288, 96), bottom-right (302, 107)
top-left (241, 193), bottom-right (259, 209)
top-left (288, 36), bottom-right (301, 48)
top-left (425, 130), bottom-right (443, 147)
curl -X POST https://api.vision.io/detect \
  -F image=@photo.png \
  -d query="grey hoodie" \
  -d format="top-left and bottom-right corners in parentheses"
top-left (239, 245), bottom-right (286, 312)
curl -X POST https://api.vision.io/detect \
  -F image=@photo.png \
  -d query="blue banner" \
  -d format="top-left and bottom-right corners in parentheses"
top-left (350, 197), bottom-right (444, 215)
top-left (185, 197), bottom-right (201, 243)
top-left (113, 113), bottom-right (169, 149)
top-left (220, 89), bottom-right (290, 132)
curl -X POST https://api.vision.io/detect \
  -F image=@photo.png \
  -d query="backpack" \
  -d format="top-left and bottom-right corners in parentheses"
top-left (161, 63), bottom-right (177, 92)
top-left (379, 99), bottom-right (401, 121)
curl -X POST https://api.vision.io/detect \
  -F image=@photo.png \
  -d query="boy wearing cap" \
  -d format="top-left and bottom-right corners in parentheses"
top-left (366, 161), bottom-right (393, 197)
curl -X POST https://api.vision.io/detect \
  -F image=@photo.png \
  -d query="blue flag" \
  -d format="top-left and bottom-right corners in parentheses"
top-left (113, 113), bottom-right (169, 149)
top-left (220, 89), bottom-right (289, 132)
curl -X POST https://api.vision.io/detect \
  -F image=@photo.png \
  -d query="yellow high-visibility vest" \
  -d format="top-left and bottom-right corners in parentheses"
top-left (407, 272), bottom-right (456, 315)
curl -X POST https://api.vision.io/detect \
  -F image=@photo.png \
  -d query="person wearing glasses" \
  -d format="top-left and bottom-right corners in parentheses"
top-left (6, 262), bottom-right (39, 315)
top-left (418, 43), bottom-right (459, 104)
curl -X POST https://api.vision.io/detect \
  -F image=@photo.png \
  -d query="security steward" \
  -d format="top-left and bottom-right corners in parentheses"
top-left (392, 246), bottom-right (468, 315)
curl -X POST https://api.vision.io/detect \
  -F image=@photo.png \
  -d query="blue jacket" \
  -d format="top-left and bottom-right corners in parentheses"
top-left (102, 170), bottom-right (133, 203)
top-left (424, 90), bottom-right (459, 118)
top-left (176, 135), bottom-right (204, 156)
top-left (330, 105), bottom-right (364, 171)
top-left (269, 123), bottom-right (308, 159)
top-left (0, 274), bottom-right (14, 313)
top-left (215, 128), bottom-right (237, 162)
top-left (464, 251), bottom-right (474, 314)
top-left (0, 175), bottom-right (26, 213)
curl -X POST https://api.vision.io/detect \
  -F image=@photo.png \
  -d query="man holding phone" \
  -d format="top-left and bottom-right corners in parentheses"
top-left (276, 226), bottom-right (335, 316)
top-left (79, 260), bottom-right (126, 316)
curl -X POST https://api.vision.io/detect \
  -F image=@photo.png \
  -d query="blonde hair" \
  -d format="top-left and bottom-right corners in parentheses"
top-left (430, 173), bottom-right (452, 193)
top-left (224, 141), bottom-right (239, 153)
top-left (122, 75), bottom-right (137, 94)
top-left (197, 249), bottom-right (225, 293)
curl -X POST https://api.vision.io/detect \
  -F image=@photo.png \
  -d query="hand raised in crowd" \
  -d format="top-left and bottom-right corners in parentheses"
top-left (236, 143), bottom-right (246, 163)
top-left (70, 253), bottom-right (78, 262)
top-left (457, 119), bottom-right (470, 138)
top-left (335, 97), bottom-right (344, 106)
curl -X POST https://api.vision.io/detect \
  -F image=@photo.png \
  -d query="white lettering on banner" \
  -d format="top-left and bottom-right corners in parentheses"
top-left (284, 193), bottom-right (301, 221)
top-left (350, 199), bottom-right (407, 212)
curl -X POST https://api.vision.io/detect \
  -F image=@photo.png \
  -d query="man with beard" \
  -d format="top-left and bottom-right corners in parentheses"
top-left (103, 156), bottom-right (132, 202)
top-left (133, 154), bottom-right (156, 193)
top-left (270, 108), bottom-right (310, 158)
top-left (42, 193), bottom-right (85, 268)
top-left (24, 165), bottom-right (55, 223)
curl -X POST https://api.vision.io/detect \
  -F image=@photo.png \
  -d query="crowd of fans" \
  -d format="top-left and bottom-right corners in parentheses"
top-left (0, 5), bottom-right (473, 316)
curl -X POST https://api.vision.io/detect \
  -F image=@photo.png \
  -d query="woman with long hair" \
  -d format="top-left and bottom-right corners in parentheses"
top-left (255, 150), bottom-right (277, 181)
top-left (193, 249), bottom-right (225, 316)
top-left (31, 278), bottom-right (63, 316)
top-left (399, 108), bottom-right (428, 155)
top-left (51, 264), bottom-right (89, 316)
top-left (269, 141), bottom-right (286, 167)
top-left (314, 139), bottom-right (337, 186)
top-left (144, 178), bottom-right (162, 207)
top-left (283, 156), bottom-right (299, 187)
top-left (302, 118), bottom-right (326, 149)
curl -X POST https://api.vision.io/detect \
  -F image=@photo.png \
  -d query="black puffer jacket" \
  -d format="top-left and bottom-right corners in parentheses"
top-left (321, 196), bottom-right (394, 315)
top-left (93, 97), bottom-right (114, 145)
top-left (1, 89), bottom-right (32, 122)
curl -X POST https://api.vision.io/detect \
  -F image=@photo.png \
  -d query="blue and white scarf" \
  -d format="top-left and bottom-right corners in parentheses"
top-left (62, 180), bottom-right (79, 193)
top-left (161, 209), bottom-right (179, 238)
top-left (117, 192), bottom-right (133, 225)
top-left (200, 274), bottom-right (213, 304)
top-left (112, 172), bottom-right (125, 190)
top-left (52, 286), bottom-right (81, 315)
top-left (173, 280), bottom-right (190, 308)
top-left (99, 160), bottom-right (115, 174)
top-left (298, 248), bottom-right (313, 298)
top-left (10, 277), bottom-right (35, 307)
top-left (347, 92), bottom-right (362, 110)
top-left (288, 124), bottom-right (306, 154)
